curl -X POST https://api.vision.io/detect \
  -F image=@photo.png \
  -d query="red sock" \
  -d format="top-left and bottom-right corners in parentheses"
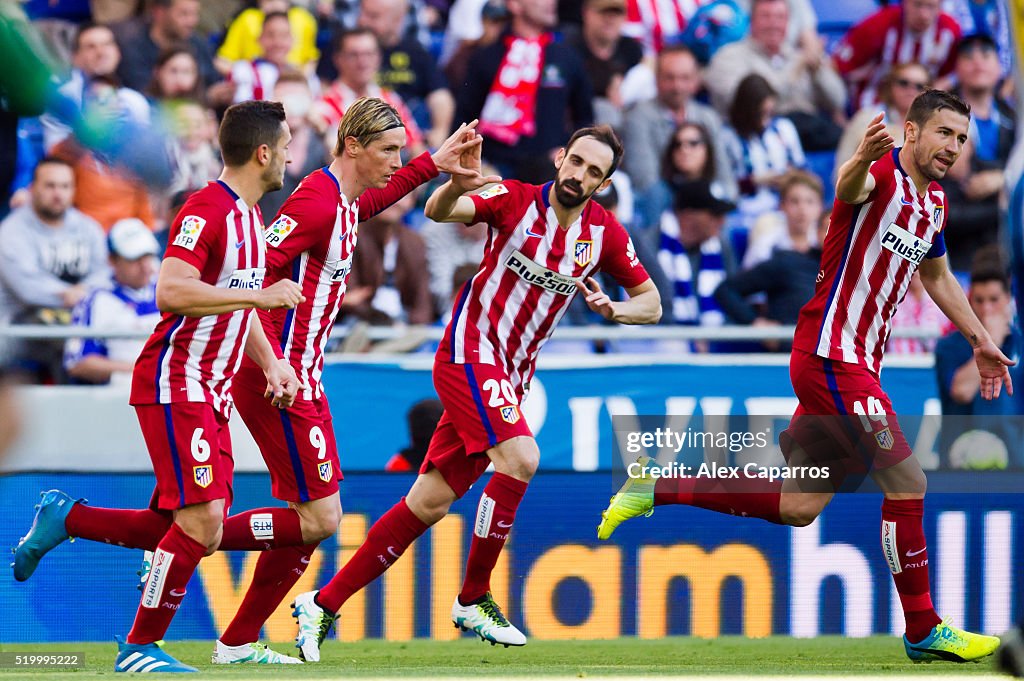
top-left (65, 505), bottom-right (172, 550)
top-left (881, 498), bottom-right (941, 643)
top-left (220, 543), bottom-right (319, 646)
top-left (218, 508), bottom-right (304, 551)
top-left (459, 473), bottom-right (528, 604)
top-left (653, 475), bottom-right (783, 524)
top-left (127, 523), bottom-right (207, 645)
top-left (316, 498), bottom-right (427, 614)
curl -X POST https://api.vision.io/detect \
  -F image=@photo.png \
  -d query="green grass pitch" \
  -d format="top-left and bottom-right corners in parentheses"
top-left (0, 637), bottom-right (1007, 678)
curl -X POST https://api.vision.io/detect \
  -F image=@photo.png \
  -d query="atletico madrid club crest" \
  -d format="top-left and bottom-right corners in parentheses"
top-left (933, 204), bottom-right (944, 227)
top-left (193, 465), bottom-right (213, 488)
top-left (875, 428), bottom-right (894, 451)
top-left (500, 405), bottom-right (521, 425)
top-left (574, 240), bottom-right (593, 267)
top-left (318, 460), bottom-right (333, 483)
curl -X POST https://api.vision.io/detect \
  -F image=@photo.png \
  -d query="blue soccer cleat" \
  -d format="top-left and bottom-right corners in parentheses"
top-left (12, 489), bottom-right (82, 582)
top-left (114, 636), bottom-right (197, 673)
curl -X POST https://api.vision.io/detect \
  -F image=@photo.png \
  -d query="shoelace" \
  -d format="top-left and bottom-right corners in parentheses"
top-left (479, 597), bottom-right (510, 628)
top-left (937, 624), bottom-right (968, 651)
top-left (316, 610), bottom-right (339, 645)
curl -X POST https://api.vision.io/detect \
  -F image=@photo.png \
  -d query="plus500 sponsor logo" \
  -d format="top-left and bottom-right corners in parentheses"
top-left (227, 268), bottom-right (265, 290)
top-left (504, 250), bottom-right (579, 295)
top-left (881, 223), bottom-right (931, 265)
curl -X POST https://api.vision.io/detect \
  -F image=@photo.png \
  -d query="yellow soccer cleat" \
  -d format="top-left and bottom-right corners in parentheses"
top-left (904, 620), bottom-right (1001, 663)
top-left (597, 456), bottom-right (656, 540)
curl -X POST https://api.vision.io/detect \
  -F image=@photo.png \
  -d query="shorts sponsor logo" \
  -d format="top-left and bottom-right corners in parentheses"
top-left (141, 549), bottom-right (174, 608)
top-left (875, 427), bottom-right (894, 451)
top-left (882, 520), bottom-right (901, 574)
top-left (574, 240), bottom-right (593, 267)
top-left (504, 250), bottom-right (579, 296)
top-left (193, 465), bottom-right (213, 488)
top-left (264, 214), bottom-right (297, 247)
top-left (227, 268), bottom-right (265, 291)
top-left (500, 405), bottom-right (520, 424)
top-left (318, 460), bottom-right (333, 482)
top-left (881, 223), bottom-right (931, 265)
top-left (250, 513), bottom-right (274, 540)
top-left (173, 215), bottom-right (207, 250)
top-left (474, 494), bottom-right (495, 538)
top-left (479, 183), bottom-right (508, 200)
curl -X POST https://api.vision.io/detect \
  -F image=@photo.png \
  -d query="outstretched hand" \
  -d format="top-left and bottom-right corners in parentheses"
top-left (854, 112), bottom-right (895, 164)
top-left (974, 340), bottom-right (1016, 400)
top-left (432, 120), bottom-right (502, 190)
top-left (576, 277), bottom-right (616, 321)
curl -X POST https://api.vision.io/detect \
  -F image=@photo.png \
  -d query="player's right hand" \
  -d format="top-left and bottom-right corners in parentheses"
top-left (853, 112), bottom-right (895, 163)
top-left (256, 280), bottom-right (305, 310)
top-left (974, 340), bottom-right (1015, 400)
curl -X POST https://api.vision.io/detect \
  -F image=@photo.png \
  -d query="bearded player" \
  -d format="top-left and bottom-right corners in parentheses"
top-left (286, 124), bottom-right (661, 655)
top-left (599, 90), bottom-right (1013, 663)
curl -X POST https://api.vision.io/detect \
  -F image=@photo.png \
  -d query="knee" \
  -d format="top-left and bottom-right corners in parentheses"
top-left (177, 504), bottom-right (224, 553)
top-left (412, 497), bottom-right (452, 526)
top-left (307, 505), bottom-right (342, 543)
top-left (779, 495), bottom-right (823, 528)
top-left (492, 438), bottom-right (539, 481)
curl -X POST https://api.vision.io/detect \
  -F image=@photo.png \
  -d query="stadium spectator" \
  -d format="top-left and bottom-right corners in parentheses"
top-left (621, 46), bottom-right (731, 196)
top-left (940, 33), bottom-right (1017, 272)
top-left (146, 45), bottom-right (204, 102)
top-left (164, 100), bottom-right (220, 197)
top-left (42, 23), bottom-right (151, 151)
top-left (704, 0), bottom-right (846, 150)
top-left (111, 0), bottom-right (218, 92)
top-left (944, 0), bottom-right (1013, 78)
top-left (209, 11), bottom-right (319, 107)
top-left (657, 179), bottom-right (737, 333)
top-left (215, 0), bottom-right (320, 75)
top-left (834, 62), bottom-right (931, 176)
top-left (563, 0), bottom-right (644, 128)
top-left (421, 218), bottom-right (487, 315)
top-left (312, 28), bottom-right (426, 157)
top-left (385, 398), bottom-right (445, 471)
top-left (833, 0), bottom-right (961, 109)
top-left (735, 0), bottom-right (819, 51)
top-left (713, 199), bottom-right (826, 331)
top-left (358, 0), bottom-right (456, 150)
top-left (621, 0), bottom-right (704, 56)
top-left (0, 157), bottom-right (109, 381)
top-left (63, 218), bottom-right (161, 385)
top-left (453, 0), bottom-right (594, 183)
top-left (345, 194), bottom-right (435, 326)
top-left (934, 255), bottom-right (1024, 468)
top-left (721, 74), bottom-right (806, 223)
top-left (886, 271), bottom-right (945, 355)
top-left (50, 76), bottom-right (158, 231)
top-left (257, 72), bottom-right (330, 219)
top-left (742, 168), bottom-right (821, 268)
top-left (443, 2), bottom-right (508, 88)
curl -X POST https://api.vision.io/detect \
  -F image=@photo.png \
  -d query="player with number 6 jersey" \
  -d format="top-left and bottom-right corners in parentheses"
top-left (287, 125), bottom-right (661, 658)
top-left (598, 90), bottom-right (1015, 664)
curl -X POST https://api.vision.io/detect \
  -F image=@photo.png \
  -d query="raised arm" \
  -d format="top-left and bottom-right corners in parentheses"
top-left (424, 127), bottom-right (501, 223)
top-left (835, 112), bottom-right (892, 205)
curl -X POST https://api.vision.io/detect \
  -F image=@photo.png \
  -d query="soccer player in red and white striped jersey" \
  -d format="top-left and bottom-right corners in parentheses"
top-left (12, 101), bottom-right (307, 670)
top-left (599, 91), bottom-right (1013, 662)
top-left (215, 99), bottom-right (492, 662)
top-left (288, 125), bottom-right (661, 655)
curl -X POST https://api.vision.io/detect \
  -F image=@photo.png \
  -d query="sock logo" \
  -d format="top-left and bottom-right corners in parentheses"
top-left (905, 547), bottom-right (926, 557)
top-left (141, 548), bottom-right (174, 609)
top-left (474, 494), bottom-right (495, 539)
top-left (881, 520), bottom-right (902, 574)
top-left (497, 521), bottom-right (513, 528)
top-left (169, 589), bottom-right (187, 597)
top-left (250, 513), bottom-right (274, 541)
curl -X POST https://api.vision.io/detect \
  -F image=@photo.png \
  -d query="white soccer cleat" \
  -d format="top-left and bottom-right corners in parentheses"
top-left (211, 641), bottom-right (303, 664)
top-left (291, 591), bottom-right (336, 663)
top-left (452, 593), bottom-right (526, 647)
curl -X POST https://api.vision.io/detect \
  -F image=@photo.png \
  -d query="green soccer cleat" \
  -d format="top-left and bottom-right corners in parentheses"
top-left (597, 456), bottom-right (656, 540)
top-left (904, 620), bottom-right (1001, 662)
top-left (211, 641), bottom-right (302, 664)
top-left (291, 591), bottom-right (337, 663)
top-left (452, 593), bottom-right (526, 647)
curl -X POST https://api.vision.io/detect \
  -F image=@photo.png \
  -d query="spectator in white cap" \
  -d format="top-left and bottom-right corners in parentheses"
top-left (64, 218), bottom-right (162, 385)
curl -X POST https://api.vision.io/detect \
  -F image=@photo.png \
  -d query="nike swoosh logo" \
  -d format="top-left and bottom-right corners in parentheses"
top-left (300, 556), bottom-right (311, 565)
top-left (900, 198), bottom-right (914, 206)
top-left (235, 240), bottom-right (245, 249)
top-left (386, 546), bottom-right (401, 559)
top-left (496, 521), bottom-right (513, 528)
top-left (169, 589), bottom-right (187, 597)
top-left (906, 547), bottom-right (926, 557)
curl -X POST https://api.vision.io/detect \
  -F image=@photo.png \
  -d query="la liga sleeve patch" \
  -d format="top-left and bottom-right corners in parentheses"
top-left (478, 183), bottom-right (508, 200)
top-left (172, 215), bottom-right (207, 250)
top-left (264, 214), bottom-right (298, 248)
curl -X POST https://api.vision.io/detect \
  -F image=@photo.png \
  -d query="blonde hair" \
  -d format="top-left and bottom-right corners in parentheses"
top-left (335, 96), bottom-right (405, 155)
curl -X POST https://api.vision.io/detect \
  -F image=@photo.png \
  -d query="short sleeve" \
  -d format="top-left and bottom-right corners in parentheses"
top-left (164, 198), bottom-right (224, 273)
top-left (469, 181), bottom-right (532, 233)
top-left (926, 230), bottom-right (947, 259)
top-left (264, 182), bottom-right (337, 274)
top-left (865, 154), bottom-right (897, 204)
top-left (599, 221), bottom-right (650, 290)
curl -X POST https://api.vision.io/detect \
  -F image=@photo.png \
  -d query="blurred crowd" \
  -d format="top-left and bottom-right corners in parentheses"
top-left (0, 0), bottom-right (1018, 387)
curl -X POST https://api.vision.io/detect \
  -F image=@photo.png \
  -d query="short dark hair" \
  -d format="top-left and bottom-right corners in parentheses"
top-left (729, 73), bottom-right (776, 138)
top-left (32, 156), bottom-right (74, 181)
top-left (906, 89), bottom-right (971, 128)
top-left (333, 27), bottom-right (380, 56)
top-left (661, 121), bottom-right (715, 183)
top-left (564, 125), bottom-right (624, 179)
top-left (73, 22), bottom-right (114, 53)
top-left (218, 100), bottom-right (287, 167)
top-left (969, 244), bottom-right (1010, 291)
top-left (262, 10), bottom-right (291, 29)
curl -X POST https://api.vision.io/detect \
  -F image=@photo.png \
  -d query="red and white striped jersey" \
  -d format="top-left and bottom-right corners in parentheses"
top-left (131, 181), bottom-right (266, 419)
top-left (251, 154), bottom-right (438, 400)
top-left (438, 180), bottom-right (650, 395)
top-left (793, 149), bottom-right (948, 375)
top-left (833, 5), bottom-right (961, 109)
top-left (624, 0), bottom-right (707, 55)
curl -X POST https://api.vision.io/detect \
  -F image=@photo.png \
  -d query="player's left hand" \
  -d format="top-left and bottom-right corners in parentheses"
top-left (974, 340), bottom-right (1016, 400)
top-left (432, 121), bottom-right (501, 188)
top-left (576, 277), bottom-right (617, 321)
top-left (264, 358), bottom-right (299, 409)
